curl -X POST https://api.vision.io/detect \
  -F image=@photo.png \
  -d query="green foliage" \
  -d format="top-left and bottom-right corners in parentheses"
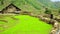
top-left (54, 2), bottom-right (60, 9)
top-left (0, 0), bottom-right (4, 5)
top-left (45, 8), bottom-right (51, 14)
top-left (0, 0), bottom-right (60, 9)
top-left (58, 9), bottom-right (60, 14)
top-left (0, 0), bottom-right (60, 15)
top-left (38, 0), bottom-right (60, 9)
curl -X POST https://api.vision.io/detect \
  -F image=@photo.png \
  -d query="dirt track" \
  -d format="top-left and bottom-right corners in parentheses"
top-left (55, 23), bottom-right (60, 34)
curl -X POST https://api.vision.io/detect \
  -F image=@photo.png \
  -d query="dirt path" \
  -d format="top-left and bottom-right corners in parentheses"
top-left (56, 23), bottom-right (60, 34)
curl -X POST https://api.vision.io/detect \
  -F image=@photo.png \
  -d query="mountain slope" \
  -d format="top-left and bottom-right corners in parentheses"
top-left (37, 0), bottom-right (57, 9)
top-left (0, 0), bottom-right (60, 14)
top-left (53, 1), bottom-right (60, 9)
top-left (0, 0), bottom-right (46, 13)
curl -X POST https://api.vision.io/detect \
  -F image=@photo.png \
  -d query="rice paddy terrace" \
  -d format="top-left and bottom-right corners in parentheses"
top-left (0, 15), bottom-right (52, 34)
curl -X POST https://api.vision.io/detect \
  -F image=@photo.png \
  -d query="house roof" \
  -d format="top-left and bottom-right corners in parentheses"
top-left (1, 3), bottom-right (21, 12)
top-left (0, 2), bottom-right (22, 11)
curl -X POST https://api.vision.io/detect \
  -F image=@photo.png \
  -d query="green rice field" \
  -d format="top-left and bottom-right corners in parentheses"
top-left (0, 15), bottom-right (52, 34)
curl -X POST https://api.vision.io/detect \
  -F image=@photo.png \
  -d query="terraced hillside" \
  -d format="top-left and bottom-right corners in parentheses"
top-left (0, 0), bottom-right (60, 34)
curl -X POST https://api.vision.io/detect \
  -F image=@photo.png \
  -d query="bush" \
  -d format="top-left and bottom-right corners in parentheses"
top-left (45, 8), bottom-right (51, 14)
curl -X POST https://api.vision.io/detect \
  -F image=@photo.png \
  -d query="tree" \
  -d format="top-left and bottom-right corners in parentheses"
top-left (45, 8), bottom-right (53, 19)
top-left (0, 0), bottom-right (4, 5)
top-left (11, 0), bottom-right (15, 3)
top-left (45, 8), bottom-right (51, 14)
top-left (58, 9), bottom-right (60, 14)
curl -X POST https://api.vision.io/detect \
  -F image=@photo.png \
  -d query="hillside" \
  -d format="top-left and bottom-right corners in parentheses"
top-left (37, 0), bottom-right (58, 9)
top-left (53, 1), bottom-right (60, 9)
top-left (0, 0), bottom-right (60, 34)
top-left (0, 0), bottom-right (44, 10)
top-left (0, 0), bottom-right (60, 15)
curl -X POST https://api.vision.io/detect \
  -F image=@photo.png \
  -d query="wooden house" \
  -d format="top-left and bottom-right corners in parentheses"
top-left (1, 3), bottom-right (21, 14)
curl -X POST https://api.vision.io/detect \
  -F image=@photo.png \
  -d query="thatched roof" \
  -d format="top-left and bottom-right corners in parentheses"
top-left (1, 3), bottom-right (21, 11)
top-left (0, 2), bottom-right (22, 11)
